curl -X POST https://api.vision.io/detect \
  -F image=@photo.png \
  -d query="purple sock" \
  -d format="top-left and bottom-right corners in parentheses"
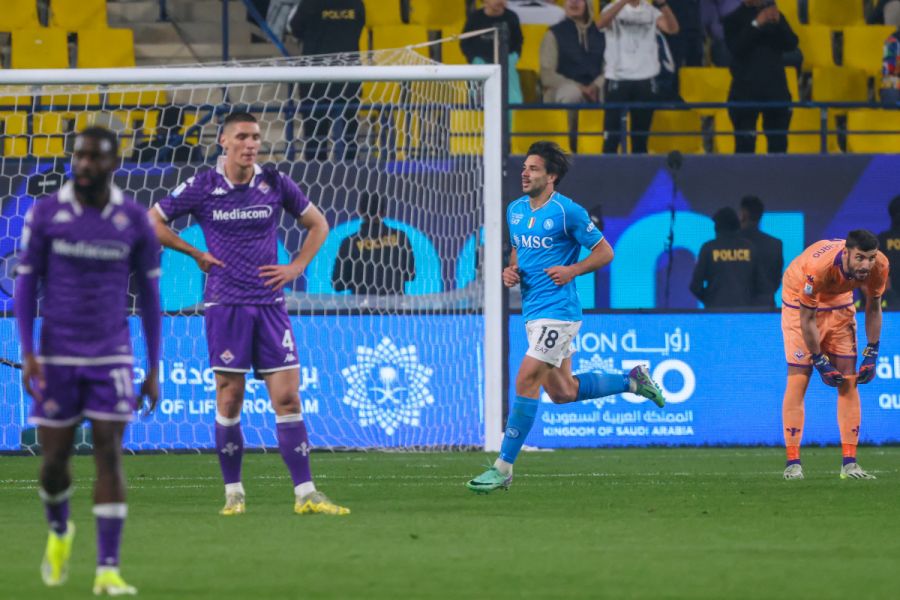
top-left (276, 415), bottom-right (313, 487)
top-left (40, 488), bottom-right (70, 535)
top-left (215, 414), bottom-right (244, 485)
top-left (786, 459), bottom-right (801, 467)
top-left (93, 504), bottom-right (126, 567)
top-left (843, 456), bottom-right (857, 466)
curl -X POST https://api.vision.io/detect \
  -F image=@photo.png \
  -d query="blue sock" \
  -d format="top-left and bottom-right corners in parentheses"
top-left (575, 372), bottom-right (630, 401)
top-left (499, 396), bottom-right (539, 464)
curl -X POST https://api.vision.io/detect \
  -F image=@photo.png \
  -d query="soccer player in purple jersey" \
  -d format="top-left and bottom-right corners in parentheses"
top-left (148, 112), bottom-right (348, 516)
top-left (15, 127), bottom-right (161, 595)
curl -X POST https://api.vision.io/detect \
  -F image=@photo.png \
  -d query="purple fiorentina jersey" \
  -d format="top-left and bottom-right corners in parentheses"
top-left (17, 182), bottom-right (161, 362)
top-left (154, 163), bottom-right (311, 305)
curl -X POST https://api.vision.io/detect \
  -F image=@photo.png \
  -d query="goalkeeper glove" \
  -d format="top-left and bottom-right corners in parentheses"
top-left (812, 353), bottom-right (844, 387)
top-left (858, 342), bottom-right (879, 384)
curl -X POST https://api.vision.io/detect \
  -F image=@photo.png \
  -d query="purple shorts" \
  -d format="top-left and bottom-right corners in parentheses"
top-left (28, 363), bottom-right (136, 427)
top-left (205, 304), bottom-right (300, 375)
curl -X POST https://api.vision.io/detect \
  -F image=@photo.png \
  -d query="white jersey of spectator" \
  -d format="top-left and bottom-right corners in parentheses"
top-left (601, 1), bottom-right (662, 81)
top-left (507, 0), bottom-right (565, 24)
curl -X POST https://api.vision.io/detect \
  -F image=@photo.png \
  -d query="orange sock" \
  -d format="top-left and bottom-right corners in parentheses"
top-left (838, 375), bottom-right (860, 456)
top-left (782, 373), bottom-right (809, 449)
top-left (786, 445), bottom-right (800, 461)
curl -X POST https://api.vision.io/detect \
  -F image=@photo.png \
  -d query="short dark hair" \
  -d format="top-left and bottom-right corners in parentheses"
top-left (222, 111), bottom-right (258, 131)
top-left (526, 141), bottom-right (570, 186)
top-left (846, 229), bottom-right (879, 252)
top-left (888, 195), bottom-right (900, 220)
top-left (77, 126), bottom-right (119, 157)
top-left (713, 207), bottom-right (740, 233)
top-left (740, 195), bottom-right (764, 223)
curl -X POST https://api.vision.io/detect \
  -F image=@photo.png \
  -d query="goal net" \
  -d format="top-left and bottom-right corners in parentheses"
top-left (0, 49), bottom-right (503, 453)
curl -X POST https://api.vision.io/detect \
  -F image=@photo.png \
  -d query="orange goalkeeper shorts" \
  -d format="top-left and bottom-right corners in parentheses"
top-left (781, 302), bottom-right (858, 368)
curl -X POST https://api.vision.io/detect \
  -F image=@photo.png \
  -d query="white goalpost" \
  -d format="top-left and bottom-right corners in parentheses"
top-left (0, 61), bottom-right (504, 453)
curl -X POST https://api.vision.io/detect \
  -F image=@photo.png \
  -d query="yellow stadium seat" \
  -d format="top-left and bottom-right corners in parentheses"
top-left (518, 24), bottom-right (549, 73)
top-left (810, 66), bottom-right (867, 108)
top-left (450, 109), bottom-right (484, 155)
top-left (787, 107), bottom-right (839, 153)
top-left (366, 24), bottom-right (430, 57)
top-left (1, 112), bottom-right (29, 157)
top-left (439, 22), bottom-right (468, 65)
top-left (795, 25), bottom-right (834, 70)
top-left (775, 0), bottom-right (801, 30)
top-left (12, 29), bottom-right (70, 69)
top-left (807, 0), bottom-right (864, 27)
top-left (678, 67), bottom-right (731, 116)
top-left (106, 88), bottom-right (169, 108)
top-left (0, 0), bottom-right (40, 32)
top-left (364, 0), bottom-right (403, 26)
top-left (510, 108), bottom-right (571, 154)
top-left (785, 67), bottom-right (800, 101)
top-left (0, 87), bottom-right (33, 109)
top-left (846, 109), bottom-right (900, 153)
top-left (77, 29), bottom-right (136, 68)
top-left (408, 0), bottom-right (467, 27)
top-left (576, 109), bottom-right (605, 154)
top-left (39, 86), bottom-right (102, 109)
top-left (842, 25), bottom-right (897, 78)
top-left (648, 110), bottom-right (704, 155)
top-left (50, 0), bottom-right (107, 31)
top-left (32, 112), bottom-right (68, 158)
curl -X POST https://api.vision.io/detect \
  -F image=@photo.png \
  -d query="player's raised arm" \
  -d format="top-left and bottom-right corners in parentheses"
top-left (545, 238), bottom-right (613, 286)
top-left (259, 204), bottom-right (329, 290)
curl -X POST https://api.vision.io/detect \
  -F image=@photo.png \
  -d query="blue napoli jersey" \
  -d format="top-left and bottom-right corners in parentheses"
top-left (508, 192), bottom-right (604, 322)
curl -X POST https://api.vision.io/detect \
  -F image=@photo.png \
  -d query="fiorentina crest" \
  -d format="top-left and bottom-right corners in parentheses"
top-left (340, 338), bottom-right (435, 435)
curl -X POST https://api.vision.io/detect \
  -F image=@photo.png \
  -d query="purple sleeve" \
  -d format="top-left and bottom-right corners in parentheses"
top-left (14, 206), bottom-right (48, 355)
top-left (279, 173), bottom-right (311, 218)
top-left (132, 212), bottom-right (162, 366)
top-left (154, 174), bottom-right (204, 222)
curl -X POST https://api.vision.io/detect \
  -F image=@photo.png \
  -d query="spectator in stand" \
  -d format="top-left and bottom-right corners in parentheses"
top-left (667, 0), bottom-right (704, 67)
top-left (869, 0), bottom-right (900, 26)
top-left (540, 0), bottom-right (605, 104)
top-left (290, 0), bottom-right (365, 160)
top-left (462, 0), bottom-right (525, 104)
top-left (701, 0), bottom-right (742, 66)
top-left (596, 0), bottom-right (680, 154)
top-left (883, 26), bottom-right (900, 104)
top-left (690, 207), bottom-right (768, 308)
top-left (508, 0), bottom-right (566, 24)
top-left (738, 195), bottom-right (783, 306)
top-left (876, 194), bottom-right (900, 309)
top-left (724, 0), bottom-right (798, 154)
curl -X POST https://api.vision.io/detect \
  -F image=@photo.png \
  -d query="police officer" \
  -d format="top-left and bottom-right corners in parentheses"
top-left (739, 195), bottom-right (783, 306)
top-left (690, 207), bottom-right (768, 308)
top-left (876, 194), bottom-right (900, 309)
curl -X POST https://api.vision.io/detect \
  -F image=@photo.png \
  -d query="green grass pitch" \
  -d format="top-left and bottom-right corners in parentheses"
top-left (2, 447), bottom-right (899, 599)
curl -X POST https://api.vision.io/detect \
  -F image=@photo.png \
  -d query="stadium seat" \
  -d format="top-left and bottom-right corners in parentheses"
top-left (678, 67), bottom-right (731, 116)
top-left (365, 24), bottom-right (431, 57)
top-left (106, 88), bottom-right (169, 109)
top-left (364, 0), bottom-right (403, 26)
top-left (449, 109), bottom-right (484, 155)
top-left (50, 0), bottom-right (108, 31)
top-left (795, 25), bottom-right (834, 70)
top-left (39, 86), bottom-right (102, 110)
top-left (786, 107), bottom-right (839, 153)
top-left (806, 0), bottom-right (864, 27)
top-left (842, 25), bottom-right (897, 78)
top-left (11, 29), bottom-right (69, 69)
top-left (810, 66), bottom-right (867, 108)
top-left (846, 109), bottom-right (900, 153)
top-left (517, 24), bottom-right (549, 73)
top-left (576, 109), bottom-right (605, 154)
top-left (647, 110), bottom-right (704, 155)
top-left (31, 112), bottom-right (67, 158)
top-left (784, 67), bottom-right (800, 101)
top-left (775, 0), bottom-right (801, 30)
top-left (439, 22), bottom-right (468, 65)
top-left (0, 87), bottom-right (33, 110)
top-left (77, 29), bottom-right (136, 68)
top-left (1, 112), bottom-right (29, 157)
top-left (408, 0), bottom-right (467, 27)
top-left (510, 108), bottom-right (571, 153)
top-left (0, 0), bottom-right (40, 32)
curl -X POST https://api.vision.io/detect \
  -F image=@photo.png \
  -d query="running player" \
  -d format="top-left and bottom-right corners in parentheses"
top-left (466, 141), bottom-right (665, 494)
top-left (781, 231), bottom-right (888, 480)
top-left (15, 127), bottom-right (161, 595)
top-left (149, 112), bottom-right (348, 515)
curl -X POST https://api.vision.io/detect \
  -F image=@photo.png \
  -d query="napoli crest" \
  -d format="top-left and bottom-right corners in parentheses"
top-left (340, 338), bottom-right (435, 435)
top-left (543, 218), bottom-right (554, 231)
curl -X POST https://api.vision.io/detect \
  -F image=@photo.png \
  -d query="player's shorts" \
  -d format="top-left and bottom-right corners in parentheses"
top-left (205, 303), bottom-right (300, 376)
top-left (28, 363), bottom-right (136, 427)
top-left (781, 303), bottom-right (857, 368)
top-left (525, 319), bottom-right (581, 368)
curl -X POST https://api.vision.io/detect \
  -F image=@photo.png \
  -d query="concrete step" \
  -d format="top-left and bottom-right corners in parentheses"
top-left (131, 22), bottom-right (183, 44)
top-left (134, 42), bottom-right (197, 63)
top-left (164, 0), bottom-right (248, 23)
top-left (177, 21), bottom-right (252, 45)
top-left (108, 1), bottom-right (161, 24)
top-left (188, 43), bottom-right (283, 61)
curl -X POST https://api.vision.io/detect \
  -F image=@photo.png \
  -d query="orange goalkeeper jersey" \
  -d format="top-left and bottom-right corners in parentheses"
top-left (781, 239), bottom-right (889, 310)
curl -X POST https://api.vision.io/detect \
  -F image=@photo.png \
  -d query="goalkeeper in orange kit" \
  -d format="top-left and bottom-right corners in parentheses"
top-left (780, 230), bottom-right (889, 480)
